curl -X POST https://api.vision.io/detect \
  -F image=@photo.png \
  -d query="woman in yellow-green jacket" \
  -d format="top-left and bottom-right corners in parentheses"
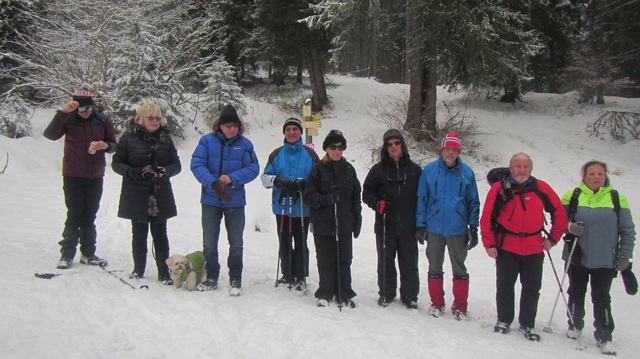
top-left (561, 160), bottom-right (636, 355)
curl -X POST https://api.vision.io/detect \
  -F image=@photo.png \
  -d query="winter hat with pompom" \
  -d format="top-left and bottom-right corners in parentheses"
top-left (72, 84), bottom-right (94, 107)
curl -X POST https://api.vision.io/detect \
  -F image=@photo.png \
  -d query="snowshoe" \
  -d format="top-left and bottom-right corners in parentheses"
top-left (519, 326), bottom-right (541, 341)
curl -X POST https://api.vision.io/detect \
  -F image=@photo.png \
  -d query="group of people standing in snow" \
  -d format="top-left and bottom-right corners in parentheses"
top-left (45, 87), bottom-right (635, 354)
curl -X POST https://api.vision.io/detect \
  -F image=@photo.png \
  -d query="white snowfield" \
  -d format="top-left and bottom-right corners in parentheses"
top-left (1, 75), bottom-right (638, 358)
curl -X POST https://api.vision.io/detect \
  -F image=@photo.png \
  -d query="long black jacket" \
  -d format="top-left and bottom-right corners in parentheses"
top-left (303, 156), bottom-right (362, 237)
top-left (362, 155), bottom-right (422, 236)
top-left (112, 121), bottom-right (181, 222)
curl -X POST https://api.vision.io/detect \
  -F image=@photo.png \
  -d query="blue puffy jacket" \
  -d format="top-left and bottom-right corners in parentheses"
top-left (190, 131), bottom-right (259, 207)
top-left (416, 155), bottom-right (480, 236)
top-left (261, 139), bottom-right (319, 216)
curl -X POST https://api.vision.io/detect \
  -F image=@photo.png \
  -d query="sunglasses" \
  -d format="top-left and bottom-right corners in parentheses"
top-left (222, 123), bottom-right (239, 128)
top-left (328, 144), bottom-right (345, 151)
top-left (146, 116), bottom-right (162, 121)
top-left (386, 140), bottom-right (401, 148)
top-left (77, 105), bottom-right (92, 113)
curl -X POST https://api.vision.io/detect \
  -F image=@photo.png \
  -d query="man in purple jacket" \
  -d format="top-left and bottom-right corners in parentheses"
top-left (43, 85), bottom-right (116, 269)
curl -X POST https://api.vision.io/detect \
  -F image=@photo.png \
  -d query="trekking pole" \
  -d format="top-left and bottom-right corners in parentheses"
top-left (335, 201), bottom-right (342, 312)
top-left (382, 211), bottom-right (387, 306)
top-left (543, 237), bottom-right (580, 333)
top-left (275, 197), bottom-right (286, 287)
top-left (299, 188), bottom-right (308, 286)
top-left (288, 196), bottom-right (294, 290)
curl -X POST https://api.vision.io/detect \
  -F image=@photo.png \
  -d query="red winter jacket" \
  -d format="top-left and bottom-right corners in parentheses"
top-left (43, 108), bottom-right (116, 178)
top-left (480, 177), bottom-right (567, 255)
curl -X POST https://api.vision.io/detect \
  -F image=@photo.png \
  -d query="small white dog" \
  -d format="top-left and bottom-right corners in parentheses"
top-left (166, 251), bottom-right (207, 291)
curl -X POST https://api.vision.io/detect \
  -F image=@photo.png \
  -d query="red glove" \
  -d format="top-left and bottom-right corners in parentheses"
top-left (376, 200), bottom-right (391, 214)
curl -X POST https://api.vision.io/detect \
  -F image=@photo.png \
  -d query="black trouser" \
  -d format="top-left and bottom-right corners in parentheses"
top-left (376, 232), bottom-right (419, 302)
top-left (314, 233), bottom-right (356, 301)
top-left (131, 218), bottom-right (170, 271)
top-left (495, 249), bottom-right (544, 328)
top-left (567, 264), bottom-right (616, 342)
top-left (59, 177), bottom-right (103, 259)
top-left (275, 215), bottom-right (310, 282)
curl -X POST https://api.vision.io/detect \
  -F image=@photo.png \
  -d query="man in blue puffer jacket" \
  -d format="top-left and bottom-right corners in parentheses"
top-left (415, 132), bottom-right (480, 319)
top-left (261, 117), bottom-right (319, 291)
top-left (191, 105), bottom-right (259, 296)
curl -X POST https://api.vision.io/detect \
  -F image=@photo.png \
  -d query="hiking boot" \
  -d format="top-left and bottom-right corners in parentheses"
top-left (519, 326), bottom-right (541, 341)
top-left (79, 255), bottom-right (108, 267)
top-left (317, 299), bottom-right (329, 307)
top-left (229, 278), bottom-right (242, 296)
top-left (566, 328), bottom-right (582, 340)
top-left (276, 276), bottom-right (292, 285)
top-left (494, 321), bottom-right (510, 334)
top-left (158, 268), bottom-right (173, 285)
top-left (597, 340), bottom-right (617, 356)
top-left (56, 257), bottom-right (73, 269)
top-left (452, 309), bottom-right (468, 321)
top-left (294, 280), bottom-right (307, 292)
top-left (378, 296), bottom-right (391, 307)
top-left (129, 271), bottom-right (143, 280)
top-left (428, 305), bottom-right (444, 317)
top-left (402, 298), bottom-right (418, 309)
top-left (197, 278), bottom-right (218, 291)
top-left (342, 298), bottom-right (356, 308)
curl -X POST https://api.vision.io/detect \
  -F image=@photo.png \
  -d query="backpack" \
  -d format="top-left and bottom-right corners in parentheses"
top-left (487, 167), bottom-right (555, 242)
top-left (566, 187), bottom-right (619, 221)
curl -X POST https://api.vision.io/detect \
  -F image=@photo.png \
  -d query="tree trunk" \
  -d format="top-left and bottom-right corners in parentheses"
top-left (304, 46), bottom-right (328, 111)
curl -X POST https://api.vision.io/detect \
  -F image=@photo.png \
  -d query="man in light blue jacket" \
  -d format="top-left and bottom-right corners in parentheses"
top-left (191, 105), bottom-right (259, 296)
top-left (415, 132), bottom-right (480, 319)
top-left (261, 117), bottom-right (319, 291)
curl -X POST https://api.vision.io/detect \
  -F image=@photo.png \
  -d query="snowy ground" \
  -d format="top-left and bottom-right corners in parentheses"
top-left (1, 74), bottom-right (638, 358)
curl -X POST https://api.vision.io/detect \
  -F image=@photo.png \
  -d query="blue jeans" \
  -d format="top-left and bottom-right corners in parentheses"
top-left (202, 204), bottom-right (245, 282)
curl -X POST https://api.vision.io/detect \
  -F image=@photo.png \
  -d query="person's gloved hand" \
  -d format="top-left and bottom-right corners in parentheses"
top-left (568, 221), bottom-right (585, 237)
top-left (212, 180), bottom-right (232, 202)
top-left (353, 215), bottom-right (362, 239)
top-left (376, 200), bottom-right (392, 214)
top-left (294, 178), bottom-right (306, 193)
top-left (615, 257), bottom-right (630, 272)
top-left (415, 227), bottom-right (426, 245)
top-left (274, 176), bottom-right (296, 196)
top-left (466, 226), bottom-right (478, 250)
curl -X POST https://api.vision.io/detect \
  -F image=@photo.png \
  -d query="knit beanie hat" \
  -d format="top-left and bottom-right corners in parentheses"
top-left (441, 131), bottom-right (462, 151)
top-left (282, 117), bottom-right (303, 133)
top-left (383, 129), bottom-right (404, 143)
top-left (218, 105), bottom-right (241, 126)
top-left (72, 84), bottom-right (94, 107)
top-left (322, 129), bottom-right (347, 151)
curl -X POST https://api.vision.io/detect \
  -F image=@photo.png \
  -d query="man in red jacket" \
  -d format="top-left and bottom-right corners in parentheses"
top-left (480, 153), bottom-right (567, 341)
top-left (43, 85), bottom-right (116, 269)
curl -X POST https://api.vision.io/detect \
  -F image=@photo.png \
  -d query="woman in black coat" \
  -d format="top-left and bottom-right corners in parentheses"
top-left (303, 130), bottom-right (362, 308)
top-left (362, 129), bottom-right (422, 308)
top-left (112, 103), bottom-right (181, 284)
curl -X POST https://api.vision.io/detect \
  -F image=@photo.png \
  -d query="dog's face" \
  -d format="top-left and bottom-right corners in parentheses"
top-left (166, 254), bottom-right (190, 276)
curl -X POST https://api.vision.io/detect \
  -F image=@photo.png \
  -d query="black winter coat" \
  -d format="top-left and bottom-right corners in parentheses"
top-left (303, 156), bottom-right (362, 236)
top-left (112, 122), bottom-right (181, 222)
top-left (362, 156), bottom-right (422, 236)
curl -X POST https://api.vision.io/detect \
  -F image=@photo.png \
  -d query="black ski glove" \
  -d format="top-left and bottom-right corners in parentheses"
top-left (415, 227), bottom-right (426, 245)
top-left (294, 178), bottom-right (306, 193)
top-left (353, 215), bottom-right (362, 239)
top-left (274, 176), bottom-right (296, 196)
top-left (467, 226), bottom-right (478, 250)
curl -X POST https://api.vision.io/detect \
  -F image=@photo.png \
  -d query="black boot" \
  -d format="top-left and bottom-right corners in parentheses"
top-left (155, 251), bottom-right (173, 285)
top-left (130, 252), bottom-right (147, 279)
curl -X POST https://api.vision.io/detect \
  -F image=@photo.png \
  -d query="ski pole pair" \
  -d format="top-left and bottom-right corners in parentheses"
top-left (274, 189), bottom-right (307, 290)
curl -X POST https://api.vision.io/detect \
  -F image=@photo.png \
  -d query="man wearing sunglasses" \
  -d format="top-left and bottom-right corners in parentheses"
top-left (303, 129), bottom-right (362, 308)
top-left (362, 129), bottom-right (422, 309)
top-left (43, 84), bottom-right (116, 270)
top-left (415, 131), bottom-right (480, 320)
